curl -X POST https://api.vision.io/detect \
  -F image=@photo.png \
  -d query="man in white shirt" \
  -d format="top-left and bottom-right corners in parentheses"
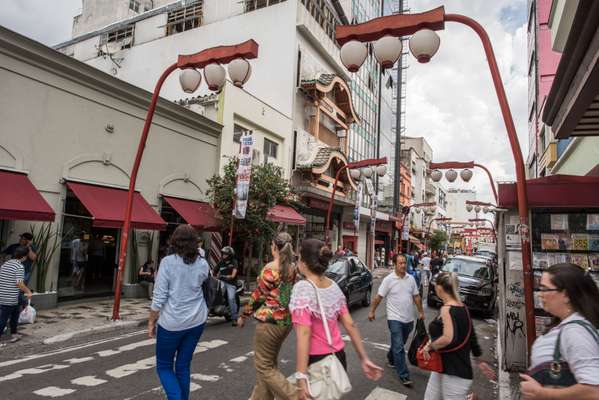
top-left (368, 253), bottom-right (425, 386)
top-left (420, 252), bottom-right (432, 287)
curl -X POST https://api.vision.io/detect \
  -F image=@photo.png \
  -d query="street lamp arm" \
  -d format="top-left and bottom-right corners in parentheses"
top-left (112, 62), bottom-right (178, 321)
top-left (445, 13), bottom-right (535, 350)
top-left (473, 163), bottom-right (499, 204)
top-left (336, 7), bottom-right (445, 45)
top-left (177, 39), bottom-right (259, 69)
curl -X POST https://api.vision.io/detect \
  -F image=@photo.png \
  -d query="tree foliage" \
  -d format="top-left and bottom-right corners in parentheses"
top-left (429, 229), bottom-right (448, 252)
top-left (206, 158), bottom-right (292, 248)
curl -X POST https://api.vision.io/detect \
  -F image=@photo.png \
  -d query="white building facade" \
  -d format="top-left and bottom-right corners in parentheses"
top-left (57, 0), bottom-right (390, 262)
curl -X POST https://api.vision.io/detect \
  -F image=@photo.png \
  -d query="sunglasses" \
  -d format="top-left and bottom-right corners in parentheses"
top-left (536, 286), bottom-right (561, 293)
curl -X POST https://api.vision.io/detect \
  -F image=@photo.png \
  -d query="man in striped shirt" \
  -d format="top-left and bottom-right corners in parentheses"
top-left (0, 246), bottom-right (33, 343)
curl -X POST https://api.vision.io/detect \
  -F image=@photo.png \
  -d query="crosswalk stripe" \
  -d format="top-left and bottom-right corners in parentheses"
top-left (71, 376), bottom-right (108, 387)
top-left (365, 387), bottom-right (408, 400)
top-left (33, 387), bottom-right (76, 398)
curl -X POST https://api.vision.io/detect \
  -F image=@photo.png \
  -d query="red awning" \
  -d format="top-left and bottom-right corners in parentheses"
top-left (267, 205), bottom-right (306, 225)
top-left (163, 196), bottom-right (221, 231)
top-left (0, 170), bottom-right (55, 222)
top-left (67, 182), bottom-right (166, 230)
top-left (498, 175), bottom-right (599, 208)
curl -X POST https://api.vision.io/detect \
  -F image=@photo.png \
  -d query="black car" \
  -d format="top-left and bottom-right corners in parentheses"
top-left (325, 256), bottom-right (373, 307)
top-left (427, 255), bottom-right (497, 317)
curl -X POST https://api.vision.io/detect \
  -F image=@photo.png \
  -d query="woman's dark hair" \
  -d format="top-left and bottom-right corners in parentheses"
top-left (169, 225), bottom-right (199, 265)
top-left (299, 239), bottom-right (333, 275)
top-left (547, 263), bottom-right (599, 328)
top-left (13, 246), bottom-right (29, 260)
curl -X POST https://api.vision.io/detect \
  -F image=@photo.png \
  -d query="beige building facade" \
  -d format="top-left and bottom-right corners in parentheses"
top-left (0, 26), bottom-right (221, 307)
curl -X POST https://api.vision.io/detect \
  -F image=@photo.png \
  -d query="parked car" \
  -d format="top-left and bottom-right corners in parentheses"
top-left (428, 255), bottom-right (497, 317)
top-left (325, 256), bottom-right (373, 307)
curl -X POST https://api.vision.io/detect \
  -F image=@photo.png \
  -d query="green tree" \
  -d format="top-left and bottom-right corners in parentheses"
top-left (429, 229), bottom-right (448, 252)
top-left (206, 158), bottom-right (292, 278)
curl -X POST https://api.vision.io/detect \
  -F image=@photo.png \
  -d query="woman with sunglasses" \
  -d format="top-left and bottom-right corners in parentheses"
top-left (520, 263), bottom-right (599, 399)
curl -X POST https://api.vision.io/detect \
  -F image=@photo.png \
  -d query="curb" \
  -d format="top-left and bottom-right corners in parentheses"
top-left (42, 318), bottom-right (147, 344)
top-left (496, 320), bottom-right (512, 400)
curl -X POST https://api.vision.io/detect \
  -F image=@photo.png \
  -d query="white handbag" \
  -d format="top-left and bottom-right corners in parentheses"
top-left (298, 279), bottom-right (352, 400)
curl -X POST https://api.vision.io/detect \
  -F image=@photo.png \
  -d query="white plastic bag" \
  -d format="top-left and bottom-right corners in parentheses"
top-left (19, 301), bottom-right (36, 324)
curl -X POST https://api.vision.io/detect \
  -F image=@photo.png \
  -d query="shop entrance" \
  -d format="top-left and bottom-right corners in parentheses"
top-left (58, 191), bottom-right (119, 300)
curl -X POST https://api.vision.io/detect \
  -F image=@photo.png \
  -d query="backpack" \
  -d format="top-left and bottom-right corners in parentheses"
top-left (202, 274), bottom-right (219, 308)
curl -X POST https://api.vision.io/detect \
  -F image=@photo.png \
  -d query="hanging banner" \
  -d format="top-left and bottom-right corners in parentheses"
top-left (353, 183), bottom-right (362, 230)
top-left (370, 194), bottom-right (377, 234)
top-left (233, 135), bottom-right (254, 219)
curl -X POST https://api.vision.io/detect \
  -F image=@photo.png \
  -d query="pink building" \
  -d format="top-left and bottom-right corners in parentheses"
top-left (527, 0), bottom-right (562, 177)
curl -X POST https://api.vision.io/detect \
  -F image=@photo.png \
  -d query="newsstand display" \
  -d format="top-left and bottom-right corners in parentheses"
top-left (530, 209), bottom-right (599, 336)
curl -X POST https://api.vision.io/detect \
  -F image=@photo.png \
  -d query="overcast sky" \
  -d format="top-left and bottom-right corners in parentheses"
top-left (0, 0), bottom-right (527, 205)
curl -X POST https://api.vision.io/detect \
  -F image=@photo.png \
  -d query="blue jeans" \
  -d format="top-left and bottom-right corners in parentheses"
top-left (223, 282), bottom-right (238, 320)
top-left (156, 323), bottom-right (205, 400)
top-left (387, 320), bottom-right (414, 379)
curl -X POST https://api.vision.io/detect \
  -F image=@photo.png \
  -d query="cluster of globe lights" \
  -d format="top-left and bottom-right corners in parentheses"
top-left (348, 165), bottom-right (388, 181)
top-left (178, 58), bottom-right (252, 93)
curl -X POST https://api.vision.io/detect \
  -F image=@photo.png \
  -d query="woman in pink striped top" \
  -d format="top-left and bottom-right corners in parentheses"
top-left (289, 239), bottom-right (382, 399)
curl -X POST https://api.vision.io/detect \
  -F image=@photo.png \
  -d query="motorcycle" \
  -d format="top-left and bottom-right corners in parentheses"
top-left (209, 279), bottom-right (245, 322)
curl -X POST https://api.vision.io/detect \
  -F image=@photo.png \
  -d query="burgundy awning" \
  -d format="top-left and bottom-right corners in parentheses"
top-left (67, 182), bottom-right (166, 230)
top-left (498, 174), bottom-right (599, 208)
top-left (267, 205), bottom-right (306, 225)
top-left (162, 196), bottom-right (221, 231)
top-left (0, 170), bottom-right (55, 222)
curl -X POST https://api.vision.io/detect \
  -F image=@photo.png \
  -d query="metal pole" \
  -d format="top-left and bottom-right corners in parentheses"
top-left (474, 163), bottom-right (499, 204)
top-left (112, 62), bottom-right (178, 321)
top-left (446, 13), bottom-right (535, 350)
top-left (393, 0), bottom-right (405, 233)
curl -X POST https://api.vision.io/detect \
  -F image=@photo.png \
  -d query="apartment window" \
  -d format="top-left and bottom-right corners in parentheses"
top-left (98, 25), bottom-right (135, 55)
top-left (264, 138), bottom-right (278, 159)
top-left (129, 0), bottom-right (140, 12)
top-left (166, 1), bottom-right (203, 36)
top-left (246, 0), bottom-right (285, 12)
top-left (233, 124), bottom-right (251, 144)
top-left (300, 0), bottom-right (337, 42)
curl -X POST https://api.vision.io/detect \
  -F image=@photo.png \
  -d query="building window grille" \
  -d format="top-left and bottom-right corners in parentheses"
top-left (98, 25), bottom-right (135, 56)
top-left (233, 124), bottom-right (252, 144)
top-left (129, 0), bottom-right (141, 12)
top-left (166, 1), bottom-right (203, 36)
top-left (264, 138), bottom-right (278, 159)
top-left (300, 0), bottom-right (337, 42)
top-left (245, 0), bottom-right (285, 12)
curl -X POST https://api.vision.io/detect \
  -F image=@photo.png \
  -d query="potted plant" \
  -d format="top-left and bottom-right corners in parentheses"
top-left (30, 223), bottom-right (66, 309)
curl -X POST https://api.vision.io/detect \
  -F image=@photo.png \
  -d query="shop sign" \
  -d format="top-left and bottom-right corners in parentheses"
top-left (233, 135), bottom-right (253, 219)
top-left (342, 222), bottom-right (355, 231)
top-left (353, 183), bottom-right (362, 230)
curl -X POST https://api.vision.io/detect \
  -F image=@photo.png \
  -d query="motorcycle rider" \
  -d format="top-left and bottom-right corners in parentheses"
top-left (215, 246), bottom-right (239, 326)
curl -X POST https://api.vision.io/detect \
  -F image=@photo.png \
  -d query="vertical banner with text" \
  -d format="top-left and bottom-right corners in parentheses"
top-left (353, 183), bottom-right (362, 231)
top-left (233, 135), bottom-right (254, 219)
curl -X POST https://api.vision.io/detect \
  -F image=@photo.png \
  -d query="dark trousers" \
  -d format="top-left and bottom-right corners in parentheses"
top-left (0, 304), bottom-right (20, 337)
top-left (156, 323), bottom-right (205, 400)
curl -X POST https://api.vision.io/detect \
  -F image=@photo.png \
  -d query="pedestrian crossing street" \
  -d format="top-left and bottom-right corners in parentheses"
top-left (0, 329), bottom-right (409, 399)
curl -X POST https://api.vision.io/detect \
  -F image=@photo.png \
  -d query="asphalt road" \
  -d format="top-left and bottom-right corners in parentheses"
top-left (0, 273), bottom-right (498, 400)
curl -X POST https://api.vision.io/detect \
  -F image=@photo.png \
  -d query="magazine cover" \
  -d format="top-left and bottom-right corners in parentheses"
top-left (589, 254), bottom-right (599, 272)
top-left (589, 235), bottom-right (599, 251)
top-left (533, 252), bottom-right (549, 270)
top-left (547, 253), bottom-right (569, 265)
top-left (569, 253), bottom-right (589, 269)
top-left (571, 234), bottom-right (589, 251)
top-left (587, 214), bottom-right (599, 230)
top-left (558, 233), bottom-right (572, 251)
top-left (550, 214), bottom-right (569, 231)
top-left (541, 234), bottom-right (559, 250)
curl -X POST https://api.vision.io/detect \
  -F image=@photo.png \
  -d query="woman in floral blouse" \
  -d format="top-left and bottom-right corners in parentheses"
top-left (238, 231), bottom-right (298, 400)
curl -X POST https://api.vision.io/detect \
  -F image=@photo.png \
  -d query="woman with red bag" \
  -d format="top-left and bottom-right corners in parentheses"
top-left (420, 272), bottom-right (495, 399)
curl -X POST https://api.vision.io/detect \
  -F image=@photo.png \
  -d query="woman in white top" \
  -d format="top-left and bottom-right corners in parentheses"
top-left (520, 263), bottom-right (599, 399)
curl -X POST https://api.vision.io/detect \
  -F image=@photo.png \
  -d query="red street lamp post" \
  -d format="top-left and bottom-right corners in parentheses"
top-left (397, 202), bottom-right (436, 253)
top-left (324, 157), bottom-right (387, 246)
top-left (336, 6), bottom-right (535, 350)
top-left (429, 161), bottom-right (498, 204)
top-left (111, 40), bottom-right (259, 321)
top-left (425, 217), bottom-right (452, 251)
top-left (469, 218), bottom-right (497, 241)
